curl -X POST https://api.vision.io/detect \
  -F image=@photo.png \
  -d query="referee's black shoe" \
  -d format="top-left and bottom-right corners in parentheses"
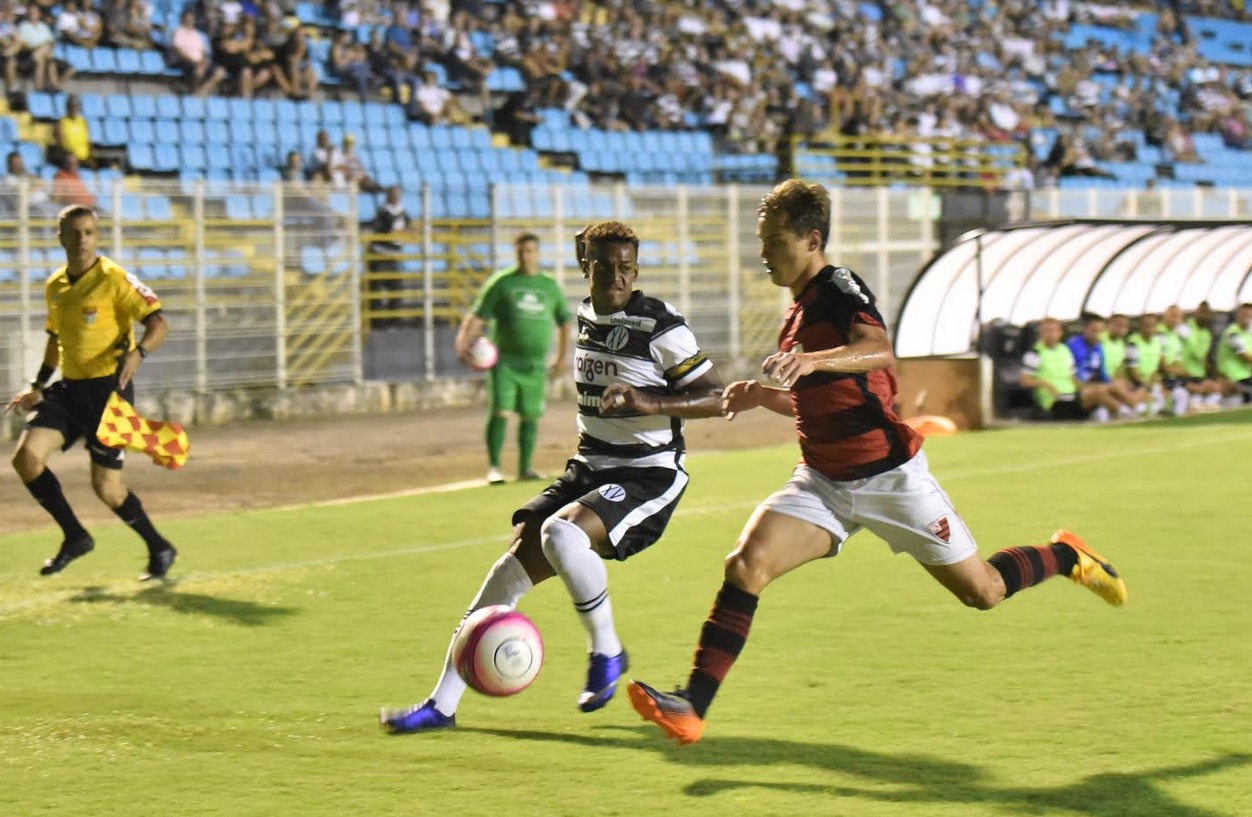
top-left (139, 544), bottom-right (177, 582)
top-left (39, 533), bottom-right (96, 576)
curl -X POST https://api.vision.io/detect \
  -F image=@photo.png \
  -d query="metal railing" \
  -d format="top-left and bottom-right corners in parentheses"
top-left (794, 135), bottom-right (1027, 189)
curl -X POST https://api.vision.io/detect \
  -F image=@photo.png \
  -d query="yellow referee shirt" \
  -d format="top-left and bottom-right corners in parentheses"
top-left (45, 256), bottom-right (162, 380)
top-left (57, 114), bottom-right (91, 162)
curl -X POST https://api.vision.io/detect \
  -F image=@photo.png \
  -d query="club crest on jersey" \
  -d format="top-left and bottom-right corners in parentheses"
top-left (606, 325), bottom-right (630, 351)
top-left (82, 306), bottom-right (98, 325)
top-left (928, 516), bottom-right (951, 543)
top-left (598, 484), bottom-right (626, 502)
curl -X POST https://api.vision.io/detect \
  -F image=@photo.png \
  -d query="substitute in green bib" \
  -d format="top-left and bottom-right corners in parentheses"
top-left (1217, 303), bottom-right (1252, 406)
top-left (1020, 318), bottom-right (1122, 422)
top-left (1161, 304), bottom-right (1223, 413)
top-left (456, 233), bottom-right (572, 485)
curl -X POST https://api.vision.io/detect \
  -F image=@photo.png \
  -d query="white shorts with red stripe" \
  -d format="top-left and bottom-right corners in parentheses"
top-left (757, 450), bottom-right (978, 566)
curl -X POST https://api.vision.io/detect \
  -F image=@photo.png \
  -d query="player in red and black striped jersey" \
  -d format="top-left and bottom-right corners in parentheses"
top-left (627, 180), bottom-right (1129, 746)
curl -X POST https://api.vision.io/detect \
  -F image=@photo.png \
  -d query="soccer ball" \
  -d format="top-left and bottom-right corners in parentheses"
top-left (451, 605), bottom-right (544, 697)
top-left (468, 336), bottom-right (498, 371)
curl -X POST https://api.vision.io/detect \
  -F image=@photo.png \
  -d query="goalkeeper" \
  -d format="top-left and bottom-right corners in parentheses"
top-left (5, 205), bottom-right (178, 581)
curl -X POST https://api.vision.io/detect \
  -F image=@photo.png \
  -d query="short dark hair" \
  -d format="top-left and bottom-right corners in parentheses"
top-left (1082, 313), bottom-right (1106, 325)
top-left (57, 204), bottom-right (96, 232)
top-left (515, 232), bottom-right (540, 247)
top-left (758, 179), bottom-right (831, 249)
top-left (583, 221), bottom-right (639, 254)
top-left (1110, 313), bottom-right (1130, 321)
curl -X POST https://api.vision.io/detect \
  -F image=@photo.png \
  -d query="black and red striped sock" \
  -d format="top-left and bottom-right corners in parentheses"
top-left (988, 544), bottom-right (1079, 598)
top-left (686, 582), bottom-right (759, 718)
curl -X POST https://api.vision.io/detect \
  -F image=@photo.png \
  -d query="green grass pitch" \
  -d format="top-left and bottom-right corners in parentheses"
top-left (2, 413), bottom-right (1250, 817)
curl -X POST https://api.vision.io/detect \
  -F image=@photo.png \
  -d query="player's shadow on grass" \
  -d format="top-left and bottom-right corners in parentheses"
top-left (68, 585), bottom-right (298, 627)
top-left (465, 726), bottom-right (1248, 817)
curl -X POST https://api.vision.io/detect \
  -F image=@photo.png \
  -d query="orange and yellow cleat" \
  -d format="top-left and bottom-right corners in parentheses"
top-left (1052, 529), bottom-right (1127, 607)
top-left (627, 680), bottom-right (706, 746)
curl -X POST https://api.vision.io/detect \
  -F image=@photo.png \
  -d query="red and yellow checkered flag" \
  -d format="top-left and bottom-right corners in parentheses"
top-left (95, 392), bottom-right (190, 470)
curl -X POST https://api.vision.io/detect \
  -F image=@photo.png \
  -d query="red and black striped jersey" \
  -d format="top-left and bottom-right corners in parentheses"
top-left (780, 266), bottom-right (921, 481)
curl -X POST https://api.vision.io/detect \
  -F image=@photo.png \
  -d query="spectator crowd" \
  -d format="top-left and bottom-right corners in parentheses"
top-left (6, 0), bottom-right (1252, 187)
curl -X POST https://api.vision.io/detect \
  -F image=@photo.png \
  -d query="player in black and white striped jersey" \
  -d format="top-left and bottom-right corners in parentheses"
top-left (382, 221), bottom-right (726, 734)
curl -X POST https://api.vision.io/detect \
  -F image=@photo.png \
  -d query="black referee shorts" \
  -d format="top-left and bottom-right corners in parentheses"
top-left (27, 376), bottom-right (134, 469)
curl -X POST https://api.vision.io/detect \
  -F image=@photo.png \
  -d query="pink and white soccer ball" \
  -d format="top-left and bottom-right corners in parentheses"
top-left (468, 337), bottom-right (498, 371)
top-left (452, 605), bottom-right (544, 697)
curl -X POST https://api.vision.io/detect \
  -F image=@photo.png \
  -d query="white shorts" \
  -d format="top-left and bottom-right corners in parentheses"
top-left (757, 451), bottom-right (977, 566)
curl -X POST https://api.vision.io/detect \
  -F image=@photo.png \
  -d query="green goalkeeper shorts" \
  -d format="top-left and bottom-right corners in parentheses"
top-left (488, 360), bottom-right (548, 419)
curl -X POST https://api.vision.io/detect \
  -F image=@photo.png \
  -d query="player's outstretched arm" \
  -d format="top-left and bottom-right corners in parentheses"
top-left (723, 379), bottom-right (792, 419)
top-left (763, 322), bottom-right (895, 388)
top-left (600, 369), bottom-right (725, 419)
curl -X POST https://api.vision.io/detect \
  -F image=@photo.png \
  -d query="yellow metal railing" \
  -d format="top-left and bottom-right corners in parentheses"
top-left (359, 223), bottom-right (495, 329)
top-left (794, 135), bottom-right (1026, 188)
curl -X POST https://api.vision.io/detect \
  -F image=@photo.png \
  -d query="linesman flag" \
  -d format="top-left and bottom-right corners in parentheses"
top-left (96, 391), bottom-right (190, 470)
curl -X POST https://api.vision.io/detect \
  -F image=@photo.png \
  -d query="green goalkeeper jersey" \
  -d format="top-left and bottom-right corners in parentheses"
top-left (472, 267), bottom-right (572, 366)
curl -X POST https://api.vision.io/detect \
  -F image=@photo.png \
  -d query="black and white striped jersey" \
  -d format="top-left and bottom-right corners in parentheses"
top-left (573, 290), bottom-right (713, 470)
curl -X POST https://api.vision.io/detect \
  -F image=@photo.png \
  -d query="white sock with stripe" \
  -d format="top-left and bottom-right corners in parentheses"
top-left (428, 551), bottom-right (533, 715)
top-left (541, 516), bottom-right (623, 656)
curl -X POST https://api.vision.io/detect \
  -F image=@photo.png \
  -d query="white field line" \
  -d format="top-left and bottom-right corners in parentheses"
top-left (1, 428), bottom-right (1248, 597)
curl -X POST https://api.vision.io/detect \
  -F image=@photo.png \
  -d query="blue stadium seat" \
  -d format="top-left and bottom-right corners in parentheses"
top-left (205, 120), bottom-right (229, 145)
top-left (182, 145), bottom-right (207, 170)
top-left (182, 96), bottom-right (207, 120)
top-left (231, 145), bottom-right (257, 170)
top-left (105, 94), bottom-right (132, 119)
top-left (139, 50), bottom-right (170, 76)
top-left (27, 92), bottom-right (59, 120)
top-left (156, 95), bottom-right (181, 120)
top-left (121, 195), bottom-right (145, 221)
top-left (155, 118), bottom-right (180, 145)
top-left (321, 100), bottom-right (344, 125)
top-left (100, 119), bottom-right (126, 145)
top-left (228, 97), bottom-right (254, 122)
top-left (77, 93), bottom-right (105, 119)
top-left (17, 142), bottom-right (44, 170)
top-left (154, 144), bottom-right (179, 172)
top-left (164, 249), bottom-right (188, 279)
top-left (129, 143), bottom-right (155, 170)
top-left (276, 99), bottom-right (299, 124)
top-left (63, 45), bottom-right (92, 73)
top-left (298, 102), bottom-right (320, 127)
top-left (117, 49), bottom-right (142, 75)
top-left (451, 128), bottom-right (473, 150)
top-left (206, 97), bottom-right (229, 121)
top-left (225, 196), bottom-right (252, 220)
top-left (180, 120), bottom-right (206, 145)
top-left (130, 119), bottom-right (155, 144)
top-left (253, 99), bottom-right (277, 122)
top-left (91, 48), bottom-right (119, 74)
top-left (364, 104), bottom-right (388, 129)
top-left (147, 196), bottom-right (173, 220)
top-left (206, 148), bottom-right (232, 171)
top-left (342, 103), bottom-right (364, 128)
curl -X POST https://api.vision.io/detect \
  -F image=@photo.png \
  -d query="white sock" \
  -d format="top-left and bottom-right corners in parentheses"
top-left (1205, 392), bottom-right (1222, 407)
top-left (1224, 395), bottom-right (1245, 410)
top-left (1135, 401), bottom-right (1148, 415)
top-left (1171, 386), bottom-right (1190, 416)
top-left (541, 516), bottom-right (623, 657)
top-left (429, 552), bottom-right (533, 715)
top-left (1117, 404), bottom-right (1134, 418)
top-left (1091, 405), bottom-right (1110, 423)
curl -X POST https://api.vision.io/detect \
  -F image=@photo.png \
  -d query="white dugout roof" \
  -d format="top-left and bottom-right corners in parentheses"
top-left (895, 220), bottom-right (1252, 358)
